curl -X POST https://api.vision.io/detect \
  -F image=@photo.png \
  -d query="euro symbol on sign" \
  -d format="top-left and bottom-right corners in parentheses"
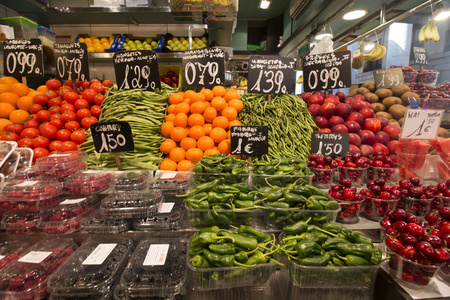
top-left (244, 143), bottom-right (253, 154)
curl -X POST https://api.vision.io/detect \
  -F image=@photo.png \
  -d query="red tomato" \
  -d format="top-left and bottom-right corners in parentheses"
top-left (3, 124), bottom-right (24, 135)
top-left (49, 140), bottom-right (63, 152)
top-left (18, 138), bottom-right (34, 148)
top-left (81, 89), bottom-right (97, 104)
top-left (20, 128), bottom-right (40, 139)
top-left (1, 132), bottom-right (19, 142)
top-left (82, 81), bottom-right (90, 90)
top-left (61, 103), bottom-right (76, 113)
top-left (58, 86), bottom-right (73, 100)
top-left (76, 81), bottom-right (84, 88)
top-left (89, 79), bottom-right (101, 86)
top-left (40, 122), bottom-right (51, 128)
top-left (76, 108), bottom-right (91, 120)
top-left (70, 130), bottom-right (86, 144)
top-left (64, 91), bottom-right (80, 104)
top-left (32, 136), bottom-right (50, 149)
top-left (56, 129), bottom-right (71, 141)
top-left (81, 116), bottom-right (98, 129)
top-left (94, 94), bottom-right (105, 106)
top-left (30, 104), bottom-right (44, 114)
top-left (49, 118), bottom-right (63, 130)
top-left (65, 80), bottom-right (73, 87)
top-left (33, 94), bottom-right (49, 106)
top-left (90, 82), bottom-right (107, 94)
top-left (46, 79), bottom-right (62, 90)
top-left (74, 99), bottom-right (90, 110)
top-left (65, 121), bottom-right (81, 131)
top-left (60, 141), bottom-right (78, 152)
top-left (24, 119), bottom-right (39, 129)
top-left (61, 111), bottom-right (77, 123)
top-left (48, 106), bottom-right (61, 115)
top-left (48, 97), bottom-right (62, 107)
top-left (102, 79), bottom-right (114, 88)
top-left (45, 90), bottom-right (58, 99)
top-left (36, 110), bottom-right (51, 123)
top-left (33, 147), bottom-right (49, 161)
top-left (90, 105), bottom-right (102, 118)
top-left (40, 124), bottom-right (58, 140)
top-left (50, 113), bottom-right (61, 120)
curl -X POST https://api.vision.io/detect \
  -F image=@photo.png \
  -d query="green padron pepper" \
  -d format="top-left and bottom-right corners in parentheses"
top-left (321, 237), bottom-right (351, 251)
top-left (191, 179), bottom-right (221, 194)
top-left (370, 246), bottom-right (382, 265)
top-left (202, 249), bottom-right (235, 267)
top-left (284, 192), bottom-right (306, 205)
top-left (290, 186), bottom-right (313, 198)
top-left (186, 200), bottom-right (209, 209)
top-left (218, 231), bottom-right (258, 251)
top-left (278, 165), bottom-right (295, 173)
top-left (332, 257), bottom-right (346, 267)
top-left (235, 251), bottom-right (248, 263)
top-left (335, 243), bottom-right (373, 260)
top-left (189, 246), bottom-right (203, 256)
top-left (234, 200), bottom-right (256, 208)
top-left (265, 201), bottom-right (290, 209)
top-left (338, 254), bottom-right (372, 266)
top-left (207, 192), bottom-right (235, 203)
top-left (212, 185), bottom-right (241, 194)
top-left (300, 252), bottom-right (330, 266)
top-left (343, 230), bottom-right (373, 244)
top-left (238, 225), bottom-right (271, 243)
top-left (299, 232), bottom-right (329, 243)
top-left (283, 220), bottom-right (309, 235)
top-left (295, 240), bottom-right (322, 258)
top-left (305, 185), bottom-right (329, 198)
top-left (322, 223), bottom-right (347, 234)
top-left (191, 232), bottom-right (231, 248)
top-left (208, 243), bottom-right (236, 255)
top-left (306, 198), bottom-right (325, 210)
top-left (199, 225), bottom-right (220, 233)
top-left (319, 200), bottom-right (340, 210)
top-left (267, 188), bottom-right (284, 202)
top-left (246, 251), bottom-right (267, 265)
top-left (237, 192), bottom-right (255, 201)
top-left (232, 182), bottom-right (251, 193)
top-left (190, 255), bottom-right (212, 268)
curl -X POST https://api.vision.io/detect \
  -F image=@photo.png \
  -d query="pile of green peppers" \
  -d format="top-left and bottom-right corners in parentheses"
top-left (253, 157), bottom-right (312, 188)
top-left (193, 154), bottom-right (249, 185)
top-left (189, 225), bottom-right (282, 286)
top-left (258, 182), bottom-right (340, 227)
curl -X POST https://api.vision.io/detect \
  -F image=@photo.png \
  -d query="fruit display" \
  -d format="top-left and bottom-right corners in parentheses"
top-left (0, 241), bottom-right (28, 270)
top-left (419, 19), bottom-right (440, 43)
top-left (35, 151), bottom-right (87, 180)
top-left (328, 179), bottom-right (364, 223)
top-left (390, 65), bottom-right (440, 86)
top-left (62, 170), bottom-right (114, 195)
top-left (336, 153), bottom-right (369, 186)
top-left (76, 35), bottom-right (115, 52)
top-left (1, 211), bottom-right (41, 235)
top-left (360, 179), bottom-right (401, 221)
top-left (81, 210), bottom-right (131, 234)
top-left (307, 154), bottom-right (340, 188)
top-left (165, 35), bottom-right (208, 52)
top-left (152, 170), bottom-right (193, 198)
top-left (409, 81), bottom-right (450, 99)
top-left (395, 139), bottom-right (431, 180)
top-left (122, 36), bottom-right (160, 51)
top-left (113, 170), bottom-right (152, 191)
top-left (192, 153), bottom-right (249, 185)
top-left (160, 68), bottom-right (181, 88)
top-left (429, 137), bottom-right (450, 180)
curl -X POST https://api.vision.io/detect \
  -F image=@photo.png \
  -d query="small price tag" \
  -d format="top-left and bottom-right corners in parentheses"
top-left (54, 43), bottom-right (90, 81)
top-left (14, 180), bottom-right (38, 187)
top-left (311, 132), bottom-right (349, 158)
top-left (19, 251), bottom-right (52, 264)
top-left (160, 172), bottom-right (176, 179)
top-left (3, 39), bottom-right (44, 77)
top-left (143, 244), bottom-right (169, 266)
top-left (373, 68), bottom-right (405, 89)
top-left (90, 121), bottom-right (134, 153)
top-left (302, 50), bottom-right (352, 92)
top-left (401, 109), bottom-right (444, 140)
top-left (0, 255), bottom-right (5, 260)
top-left (230, 126), bottom-right (268, 156)
top-left (247, 55), bottom-right (295, 94)
top-left (82, 243), bottom-right (117, 265)
top-left (113, 50), bottom-right (161, 91)
top-left (60, 198), bottom-right (86, 205)
top-left (182, 48), bottom-right (225, 88)
top-left (158, 202), bottom-right (175, 213)
top-left (413, 47), bottom-right (428, 65)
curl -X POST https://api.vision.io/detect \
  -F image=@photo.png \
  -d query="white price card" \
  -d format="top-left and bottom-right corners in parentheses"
top-left (143, 244), bottom-right (169, 266)
top-left (158, 202), bottom-right (175, 213)
top-left (82, 244), bottom-right (117, 265)
top-left (401, 109), bottom-right (444, 140)
top-left (60, 198), bottom-right (86, 205)
top-left (15, 180), bottom-right (38, 187)
top-left (160, 172), bottom-right (176, 179)
top-left (0, 255), bottom-right (5, 260)
top-left (19, 251), bottom-right (52, 264)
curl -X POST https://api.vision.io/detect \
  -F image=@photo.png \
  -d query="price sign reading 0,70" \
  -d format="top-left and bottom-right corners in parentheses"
top-left (3, 39), bottom-right (44, 77)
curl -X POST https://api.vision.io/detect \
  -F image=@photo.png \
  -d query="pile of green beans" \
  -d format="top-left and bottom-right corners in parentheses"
top-left (240, 94), bottom-right (317, 162)
top-left (81, 84), bottom-right (177, 170)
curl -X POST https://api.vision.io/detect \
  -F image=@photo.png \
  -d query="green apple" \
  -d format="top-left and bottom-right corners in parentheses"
top-left (175, 40), bottom-right (181, 46)
top-left (180, 46), bottom-right (188, 51)
top-left (194, 37), bottom-right (200, 42)
top-left (201, 37), bottom-right (208, 44)
top-left (127, 40), bottom-right (134, 46)
top-left (167, 40), bottom-right (174, 46)
top-left (179, 37), bottom-right (185, 42)
top-left (124, 45), bottom-right (131, 51)
top-left (145, 37), bottom-right (153, 43)
top-left (135, 40), bottom-right (142, 44)
top-left (182, 40), bottom-right (188, 46)
top-left (125, 37), bottom-right (130, 43)
top-left (151, 41), bottom-right (158, 48)
top-left (173, 46), bottom-right (179, 51)
top-left (130, 46), bottom-right (137, 50)
top-left (172, 37), bottom-right (179, 42)
top-left (144, 44), bottom-right (151, 49)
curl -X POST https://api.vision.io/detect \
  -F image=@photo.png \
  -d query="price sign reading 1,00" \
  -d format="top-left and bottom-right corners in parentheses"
top-left (308, 67), bottom-right (343, 90)
top-left (317, 142), bottom-right (343, 156)
top-left (250, 70), bottom-right (286, 94)
top-left (184, 61), bottom-right (221, 86)
top-left (57, 57), bottom-right (85, 81)
top-left (6, 52), bottom-right (38, 75)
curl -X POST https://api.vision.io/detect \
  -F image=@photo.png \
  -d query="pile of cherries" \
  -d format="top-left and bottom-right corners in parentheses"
top-left (367, 152), bottom-right (397, 182)
top-left (381, 207), bottom-right (450, 286)
top-left (307, 154), bottom-right (342, 187)
top-left (338, 153), bottom-right (370, 185)
top-left (360, 179), bottom-right (401, 220)
top-left (328, 178), bottom-right (363, 223)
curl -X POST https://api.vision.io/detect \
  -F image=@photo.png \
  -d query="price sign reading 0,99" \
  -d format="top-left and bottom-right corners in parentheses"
top-left (90, 121), bottom-right (134, 153)
top-left (182, 48), bottom-right (225, 89)
top-left (247, 56), bottom-right (295, 94)
top-left (54, 43), bottom-right (89, 81)
top-left (3, 39), bottom-right (44, 77)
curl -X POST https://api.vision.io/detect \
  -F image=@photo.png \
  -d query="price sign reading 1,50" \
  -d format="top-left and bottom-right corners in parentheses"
top-left (308, 67), bottom-right (343, 90)
top-left (311, 132), bottom-right (349, 158)
top-left (250, 70), bottom-right (286, 94)
top-left (184, 61), bottom-right (222, 86)
top-left (317, 142), bottom-right (343, 156)
top-left (91, 121), bottom-right (134, 154)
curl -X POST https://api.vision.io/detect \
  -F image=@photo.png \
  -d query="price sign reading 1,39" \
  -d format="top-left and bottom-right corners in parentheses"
top-left (90, 121), bottom-right (135, 153)
top-left (3, 39), bottom-right (44, 77)
top-left (182, 47), bottom-right (225, 89)
top-left (54, 43), bottom-right (89, 81)
top-left (373, 68), bottom-right (404, 89)
top-left (113, 50), bottom-right (161, 91)
top-left (401, 109), bottom-right (444, 140)
top-left (302, 50), bottom-right (351, 92)
top-left (230, 126), bottom-right (268, 156)
top-left (413, 47), bottom-right (428, 65)
top-left (247, 55), bottom-right (295, 94)
top-left (310, 132), bottom-right (349, 158)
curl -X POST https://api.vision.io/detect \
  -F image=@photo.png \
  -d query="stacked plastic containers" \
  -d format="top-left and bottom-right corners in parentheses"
top-left (35, 151), bottom-right (87, 181)
top-left (0, 240), bottom-right (28, 270)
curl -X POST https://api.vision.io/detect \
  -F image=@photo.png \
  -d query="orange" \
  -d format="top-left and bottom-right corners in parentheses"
top-left (211, 97), bottom-right (227, 112)
top-left (223, 89), bottom-right (239, 102)
top-left (204, 101), bottom-right (211, 109)
top-left (190, 93), bottom-right (205, 104)
top-left (204, 148), bottom-right (220, 156)
top-left (160, 158), bottom-right (177, 171)
top-left (177, 160), bottom-right (195, 171)
top-left (9, 109), bottom-right (29, 124)
top-left (203, 107), bottom-right (217, 123)
top-left (0, 103), bottom-right (15, 118)
top-left (228, 119), bottom-right (242, 130)
top-left (0, 76), bottom-right (18, 86)
top-left (180, 137), bottom-right (197, 151)
top-left (17, 96), bottom-right (34, 111)
top-left (188, 114), bottom-right (205, 127)
top-left (170, 126), bottom-right (188, 142)
top-left (10, 83), bottom-right (30, 97)
top-left (165, 113), bottom-right (176, 122)
top-left (0, 84), bottom-right (11, 94)
top-left (189, 126), bottom-right (206, 140)
top-left (212, 116), bottom-right (229, 129)
top-left (0, 118), bottom-right (13, 132)
top-left (174, 102), bottom-right (190, 115)
top-left (183, 98), bottom-right (191, 104)
top-left (226, 130), bottom-right (231, 139)
top-left (197, 136), bottom-right (214, 151)
top-left (36, 85), bottom-right (48, 93)
top-left (203, 123), bottom-right (212, 136)
top-left (190, 101), bottom-right (206, 114)
top-left (200, 88), bottom-right (214, 101)
top-left (169, 92), bottom-right (184, 104)
top-left (27, 90), bottom-right (40, 98)
top-left (221, 107), bottom-right (238, 121)
top-left (218, 139), bottom-right (231, 154)
top-left (161, 121), bottom-right (175, 137)
top-left (160, 139), bottom-right (177, 155)
top-left (0, 92), bottom-right (19, 107)
top-left (212, 86), bottom-right (226, 97)
top-left (169, 147), bottom-right (186, 163)
top-left (185, 127), bottom-right (190, 136)
top-left (184, 90), bottom-right (196, 100)
top-left (167, 104), bottom-right (176, 114)
top-left (228, 99), bottom-right (243, 112)
top-left (174, 113), bottom-right (188, 127)
top-left (186, 148), bottom-right (204, 162)
top-left (210, 127), bottom-right (227, 144)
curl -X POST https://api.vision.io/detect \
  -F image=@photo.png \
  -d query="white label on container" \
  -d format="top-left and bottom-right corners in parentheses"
top-left (14, 180), bottom-right (38, 187)
top-left (160, 172), bottom-right (176, 179)
top-left (158, 202), bottom-right (175, 213)
top-left (49, 153), bottom-right (68, 157)
top-left (60, 198), bottom-right (86, 205)
top-left (82, 244), bottom-right (117, 265)
top-left (143, 244), bottom-right (169, 266)
top-left (83, 170), bottom-right (101, 174)
top-left (0, 255), bottom-right (5, 260)
top-left (19, 251), bottom-right (52, 264)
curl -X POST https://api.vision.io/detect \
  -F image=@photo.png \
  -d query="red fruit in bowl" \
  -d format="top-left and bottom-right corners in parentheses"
top-left (346, 112), bottom-right (364, 126)
top-left (383, 125), bottom-right (400, 140)
top-left (439, 207), bottom-right (450, 220)
top-left (308, 104), bottom-right (321, 116)
top-left (344, 121), bottom-right (361, 133)
top-left (363, 118), bottom-right (381, 132)
top-left (335, 103), bottom-right (352, 119)
top-left (359, 107), bottom-right (374, 119)
top-left (309, 94), bottom-right (324, 105)
top-left (359, 130), bottom-right (376, 145)
top-left (349, 133), bottom-right (362, 146)
top-left (329, 116), bottom-right (345, 128)
top-left (319, 103), bottom-right (336, 119)
top-left (324, 94), bottom-right (339, 106)
top-left (331, 124), bottom-right (348, 133)
top-left (314, 116), bottom-right (329, 129)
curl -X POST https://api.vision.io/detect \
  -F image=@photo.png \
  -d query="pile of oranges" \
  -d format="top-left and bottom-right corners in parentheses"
top-left (159, 86), bottom-right (243, 171)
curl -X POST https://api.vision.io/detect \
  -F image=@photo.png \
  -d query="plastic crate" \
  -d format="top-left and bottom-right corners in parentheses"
top-left (35, 151), bottom-right (87, 180)
top-left (0, 16), bottom-right (38, 38)
top-left (81, 210), bottom-right (131, 234)
top-left (152, 171), bottom-right (193, 199)
top-left (75, 33), bottom-right (120, 52)
top-left (0, 141), bottom-right (17, 170)
top-left (132, 201), bottom-right (185, 230)
top-left (37, 26), bottom-right (55, 48)
top-left (159, 64), bottom-right (182, 88)
top-left (0, 241), bottom-right (29, 270)
top-left (0, 151), bottom-right (19, 177)
top-left (362, 195), bottom-right (399, 221)
top-left (186, 203), bottom-right (259, 228)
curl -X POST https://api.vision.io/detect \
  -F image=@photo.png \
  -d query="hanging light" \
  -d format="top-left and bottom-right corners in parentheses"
top-left (258, 0), bottom-right (271, 9)
top-left (364, 43), bottom-right (375, 51)
top-left (435, 10), bottom-right (450, 20)
top-left (342, 10), bottom-right (367, 20)
top-left (315, 26), bottom-right (333, 40)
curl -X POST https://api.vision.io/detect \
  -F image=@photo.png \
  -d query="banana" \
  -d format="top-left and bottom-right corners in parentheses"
top-left (420, 19), bottom-right (440, 42)
top-left (374, 45), bottom-right (386, 60)
top-left (419, 23), bottom-right (427, 43)
top-left (429, 20), bottom-right (440, 41)
top-left (363, 44), bottom-right (381, 61)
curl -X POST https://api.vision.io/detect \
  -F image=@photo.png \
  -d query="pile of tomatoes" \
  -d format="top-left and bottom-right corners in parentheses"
top-left (0, 78), bottom-right (113, 161)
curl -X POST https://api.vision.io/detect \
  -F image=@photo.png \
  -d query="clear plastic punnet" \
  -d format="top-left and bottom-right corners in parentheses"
top-left (1, 210), bottom-right (41, 235)
top-left (81, 210), bottom-right (130, 234)
top-left (48, 239), bottom-right (133, 299)
top-left (6, 167), bottom-right (40, 181)
top-left (0, 241), bottom-right (29, 270)
top-left (132, 201), bottom-right (185, 230)
top-left (0, 237), bottom-right (77, 300)
top-left (35, 151), bottom-right (87, 179)
top-left (114, 170), bottom-right (153, 191)
top-left (152, 171), bottom-right (193, 197)
top-left (118, 239), bottom-right (186, 299)
top-left (0, 141), bottom-right (17, 170)
top-left (63, 170), bottom-right (114, 195)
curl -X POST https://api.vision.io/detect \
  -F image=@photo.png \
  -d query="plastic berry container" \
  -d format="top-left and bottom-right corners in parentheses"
top-left (328, 194), bottom-right (364, 224)
top-left (0, 141), bottom-right (17, 170)
top-left (152, 171), bottom-right (193, 200)
top-left (63, 170), bottom-right (114, 195)
top-left (308, 167), bottom-right (335, 189)
top-left (402, 69), bottom-right (418, 84)
top-left (48, 239), bottom-right (134, 299)
top-left (1, 210), bottom-right (41, 234)
top-left (100, 189), bottom-right (163, 219)
top-left (117, 239), bottom-right (186, 299)
top-left (337, 166), bottom-right (368, 187)
top-left (0, 237), bottom-right (77, 300)
top-left (132, 201), bottom-right (185, 231)
top-left (0, 180), bottom-right (61, 211)
top-left (0, 151), bottom-right (19, 177)
top-left (81, 210), bottom-right (130, 234)
top-left (6, 167), bottom-right (40, 181)
top-left (14, 147), bottom-right (33, 170)
top-left (416, 71), bottom-right (439, 86)
top-left (35, 151), bottom-right (87, 180)
top-left (431, 195), bottom-right (450, 210)
top-left (400, 196), bottom-right (432, 217)
top-left (114, 170), bottom-right (153, 191)
top-left (362, 195), bottom-right (400, 221)
top-left (367, 166), bottom-right (398, 184)
top-left (0, 241), bottom-right (28, 270)
top-left (39, 195), bottom-right (100, 235)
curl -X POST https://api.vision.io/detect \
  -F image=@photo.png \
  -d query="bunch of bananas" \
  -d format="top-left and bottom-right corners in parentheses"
top-left (419, 19), bottom-right (440, 43)
top-left (362, 44), bottom-right (386, 61)
top-left (213, 0), bottom-right (232, 6)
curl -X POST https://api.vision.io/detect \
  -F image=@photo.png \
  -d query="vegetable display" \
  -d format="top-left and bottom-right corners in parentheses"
top-left (193, 153), bottom-right (249, 184)
top-left (252, 157), bottom-right (312, 188)
top-left (240, 94), bottom-right (317, 162)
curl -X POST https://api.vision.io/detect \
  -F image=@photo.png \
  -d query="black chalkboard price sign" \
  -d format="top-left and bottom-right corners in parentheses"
top-left (247, 55), bottom-right (295, 94)
top-left (113, 50), bottom-right (161, 91)
top-left (311, 132), bottom-right (349, 158)
top-left (373, 68), bottom-right (404, 89)
top-left (302, 50), bottom-right (351, 92)
top-left (182, 47), bottom-right (225, 88)
top-left (54, 43), bottom-right (89, 82)
top-left (90, 121), bottom-right (135, 153)
top-left (3, 39), bottom-right (44, 77)
top-left (230, 126), bottom-right (268, 156)
top-left (413, 47), bottom-right (428, 65)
